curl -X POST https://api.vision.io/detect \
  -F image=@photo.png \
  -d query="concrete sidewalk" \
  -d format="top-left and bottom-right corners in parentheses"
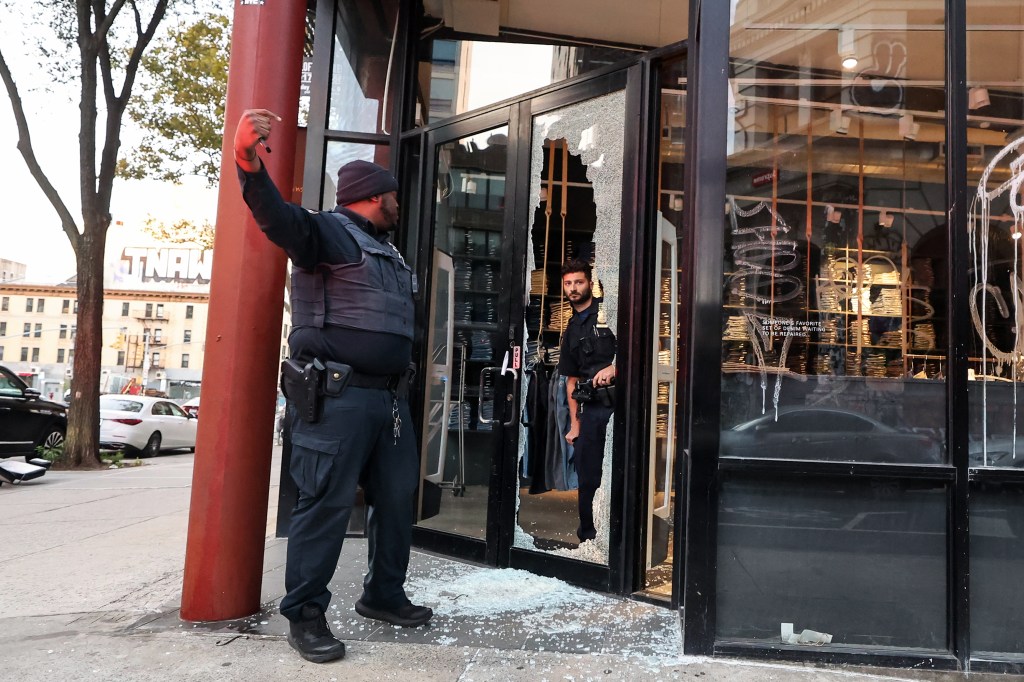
top-left (0, 451), bottom-right (1002, 681)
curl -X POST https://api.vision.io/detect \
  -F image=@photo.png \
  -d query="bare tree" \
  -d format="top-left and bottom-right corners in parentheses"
top-left (0, 1), bottom-right (173, 467)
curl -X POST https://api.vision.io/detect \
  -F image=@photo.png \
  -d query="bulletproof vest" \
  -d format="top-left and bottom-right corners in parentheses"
top-left (290, 212), bottom-right (414, 340)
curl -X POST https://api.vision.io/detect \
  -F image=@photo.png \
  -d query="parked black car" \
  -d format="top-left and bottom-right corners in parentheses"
top-left (0, 365), bottom-right (67, 462)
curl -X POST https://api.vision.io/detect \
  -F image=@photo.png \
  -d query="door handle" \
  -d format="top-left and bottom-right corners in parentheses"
top-left (478, 366), bottom-right (500, 426)
top-left (500, 350), bottom-right (519, 428)
top-left (478, 355), bottom-right (520, 428)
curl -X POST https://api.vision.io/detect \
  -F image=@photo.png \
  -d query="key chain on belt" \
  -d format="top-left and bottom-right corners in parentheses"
top-left (392, 391), bottom-right (402, 444)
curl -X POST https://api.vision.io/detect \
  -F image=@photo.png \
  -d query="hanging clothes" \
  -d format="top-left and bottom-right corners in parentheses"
top-left (544, 368), bottom-right (578, 492)
top-left (522, 364), bottom-right (552, 493)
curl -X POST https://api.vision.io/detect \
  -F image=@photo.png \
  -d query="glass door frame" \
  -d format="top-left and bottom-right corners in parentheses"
top-left (409, 65), bottom-right (651, 596)
top-left (503, 67), bottom-right (641, 593)
top-left (411, 105), bottom-right (524, 565)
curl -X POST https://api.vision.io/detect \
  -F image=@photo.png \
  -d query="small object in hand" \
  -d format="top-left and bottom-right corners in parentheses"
top-left (259, 138), bottom-right (272, 154)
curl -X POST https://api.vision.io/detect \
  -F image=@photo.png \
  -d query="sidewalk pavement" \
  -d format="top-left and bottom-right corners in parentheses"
top-left (0, 450), bottom-right (1005, 681)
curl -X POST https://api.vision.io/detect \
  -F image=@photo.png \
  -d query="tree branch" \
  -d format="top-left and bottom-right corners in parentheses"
top-left (0, 47), bottom-right (82, 253)
top-left (98, 0), bottom-right (169, 210)
top-left (93, 0), bottom-right (129, 39)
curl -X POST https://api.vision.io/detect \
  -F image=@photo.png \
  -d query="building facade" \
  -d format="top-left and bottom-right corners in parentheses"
top-left (0, 282), bottom-right (210, 399)
top-left (255, 0), bottom-right (1024, 672)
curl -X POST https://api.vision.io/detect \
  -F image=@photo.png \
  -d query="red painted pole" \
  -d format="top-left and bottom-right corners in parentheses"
top-left (181, 0), bottom-right (306, 621)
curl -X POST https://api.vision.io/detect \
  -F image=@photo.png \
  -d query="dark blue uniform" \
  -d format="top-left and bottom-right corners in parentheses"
top-left (557, 299), bottom-right (616, 540)
top-left (238, 165), bottom-right (419, 621)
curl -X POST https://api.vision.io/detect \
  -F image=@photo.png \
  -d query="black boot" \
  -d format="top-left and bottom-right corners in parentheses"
top-left (287, 604), bottom-right (346, 663)
top-left (355, 598), bottom-right (433, 627)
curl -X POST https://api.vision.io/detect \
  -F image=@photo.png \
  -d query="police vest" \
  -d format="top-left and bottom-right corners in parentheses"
top-left (290, 213), bottom-right (414, 340)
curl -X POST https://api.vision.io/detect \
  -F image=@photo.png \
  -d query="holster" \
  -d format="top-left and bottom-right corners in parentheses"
top-left (281, 358), bottom-right (326, 424)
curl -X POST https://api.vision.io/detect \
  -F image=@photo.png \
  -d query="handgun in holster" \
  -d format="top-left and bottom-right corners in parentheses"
top-left (280, 358), bottom-right (326, 424)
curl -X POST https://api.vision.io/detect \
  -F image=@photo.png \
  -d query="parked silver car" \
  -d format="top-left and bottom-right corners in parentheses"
top-left (720, 407), bottom-right (942, 464)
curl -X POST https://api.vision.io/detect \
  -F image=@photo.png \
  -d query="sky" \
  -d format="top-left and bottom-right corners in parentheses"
top-left (0, 4), bottom-right (222, 285)
top-left (0, 9), bottom-right (556, 286)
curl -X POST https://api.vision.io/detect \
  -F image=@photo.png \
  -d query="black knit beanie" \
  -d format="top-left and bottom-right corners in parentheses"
top-left (335, 160), bottom-right (399, 206)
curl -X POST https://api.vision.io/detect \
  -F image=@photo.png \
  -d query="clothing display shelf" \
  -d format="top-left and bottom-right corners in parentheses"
top-left (722, 240), bottom-right (945, 379)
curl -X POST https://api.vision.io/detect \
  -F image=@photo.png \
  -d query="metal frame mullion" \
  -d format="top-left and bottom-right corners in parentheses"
top-left (945, 0), bottom-right (970, 668)
top-left (301, 0), bottom-right (337, 210)
top-left (681, 0), bottom-right (732, 656)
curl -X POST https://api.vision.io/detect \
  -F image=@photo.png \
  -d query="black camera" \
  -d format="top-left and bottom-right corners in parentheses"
top-left (571, 378), bottom-right (615, 407)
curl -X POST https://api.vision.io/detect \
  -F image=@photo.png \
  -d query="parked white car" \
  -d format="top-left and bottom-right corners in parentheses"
top-left (99, 395), bottom-right (198, 457)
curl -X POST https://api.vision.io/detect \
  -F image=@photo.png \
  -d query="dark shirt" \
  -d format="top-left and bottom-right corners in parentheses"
top-left (238, 164), bottom-right (412, 374)
top-left (557, 299), bottom-right (616, 380)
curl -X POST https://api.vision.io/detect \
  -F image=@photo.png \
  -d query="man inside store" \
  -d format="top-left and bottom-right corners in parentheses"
top-left (234, 108), bottom-right (432, 664)
top-left (559, 259), bottom-right (616, 543)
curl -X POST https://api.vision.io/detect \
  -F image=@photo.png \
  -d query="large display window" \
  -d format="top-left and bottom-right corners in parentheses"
top-left (721, 1), bottom-right (948, 465)
top-left (966, 2), bottom-right (1024, 470)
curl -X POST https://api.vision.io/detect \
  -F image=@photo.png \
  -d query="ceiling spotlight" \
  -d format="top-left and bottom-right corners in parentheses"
top-left (829, 109), bottom-right (850, 135)
top-left (838, 28), bottom-right (858, 70)
top-left (879, 210), bottom-right (894, 228)
top-left (969, 87), bottom-right (991, 110)
top-left (899, 114), bottom-right (920, 141)
top-left (826, 205), bottom-right (843, 223)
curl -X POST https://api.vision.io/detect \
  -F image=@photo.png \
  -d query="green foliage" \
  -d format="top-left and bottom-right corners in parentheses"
top-left (101, 451), bottom-right (126, 467)
top-left (118, 13), bottom-right (230, 187)
top-left (35, 442), bottom-right (63, 463)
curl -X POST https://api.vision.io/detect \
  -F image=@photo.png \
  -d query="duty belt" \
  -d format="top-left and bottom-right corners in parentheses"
top-left (348, 372), bottom-right (401, 390)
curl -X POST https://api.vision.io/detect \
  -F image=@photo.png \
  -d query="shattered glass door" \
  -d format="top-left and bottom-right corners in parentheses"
top-left (514, 89), bottom-right (626, 565)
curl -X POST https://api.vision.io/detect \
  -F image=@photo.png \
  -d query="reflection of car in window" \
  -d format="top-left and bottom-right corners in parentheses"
top-left (721, 407), bottom-right (941, 464)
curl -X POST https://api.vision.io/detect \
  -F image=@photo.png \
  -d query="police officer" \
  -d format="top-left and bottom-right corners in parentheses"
top-left (234, 109), bottom-right (431, 664)
top-left (558, 259), bottom-right (616, 543)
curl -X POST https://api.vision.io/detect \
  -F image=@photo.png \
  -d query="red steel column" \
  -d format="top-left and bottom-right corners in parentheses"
top-left (181, 0), bottom-right (306, 621)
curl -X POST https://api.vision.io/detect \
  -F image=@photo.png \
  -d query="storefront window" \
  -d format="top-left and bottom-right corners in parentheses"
top-left (717, 476), bottom-right (947, 650)
top-left (721, 1), bottom-right (948, 465)
top-left (971, 483), bottom-right (1024, 655)
top-left (321, 142), bottom-right (391, 210)
top-left (327, 0), bottom-right (398, 134)
top-left (966, 2), bottom-right (1024, 469)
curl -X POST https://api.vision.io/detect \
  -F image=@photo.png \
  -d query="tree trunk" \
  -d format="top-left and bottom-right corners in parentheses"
top-left (62, 221), bottom-right (108, 469)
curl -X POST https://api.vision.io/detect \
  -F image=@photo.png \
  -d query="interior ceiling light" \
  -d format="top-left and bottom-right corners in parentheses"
top-left (839, 28), bottom-right (858, 70)
top-left (969, 87), bottom-right (991, 110)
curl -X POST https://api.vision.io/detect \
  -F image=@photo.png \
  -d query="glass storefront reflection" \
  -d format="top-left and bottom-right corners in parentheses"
top-left (416, 128), bottom-right (509, 540)
top-left (327, 0), bottom-right (398, 134)
top-left (717, 476), bottom-right (947, 650)
top-left (971, 482), bottom-right (1024, 655)
top-left (966, 2), bottom-right (1024, 469)
top-left (416, 38), bottom-right (637, 126)
top-left (515, 90), bottom-right (626, 564)
top-left (722, 1), bottom-right (948, 464)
